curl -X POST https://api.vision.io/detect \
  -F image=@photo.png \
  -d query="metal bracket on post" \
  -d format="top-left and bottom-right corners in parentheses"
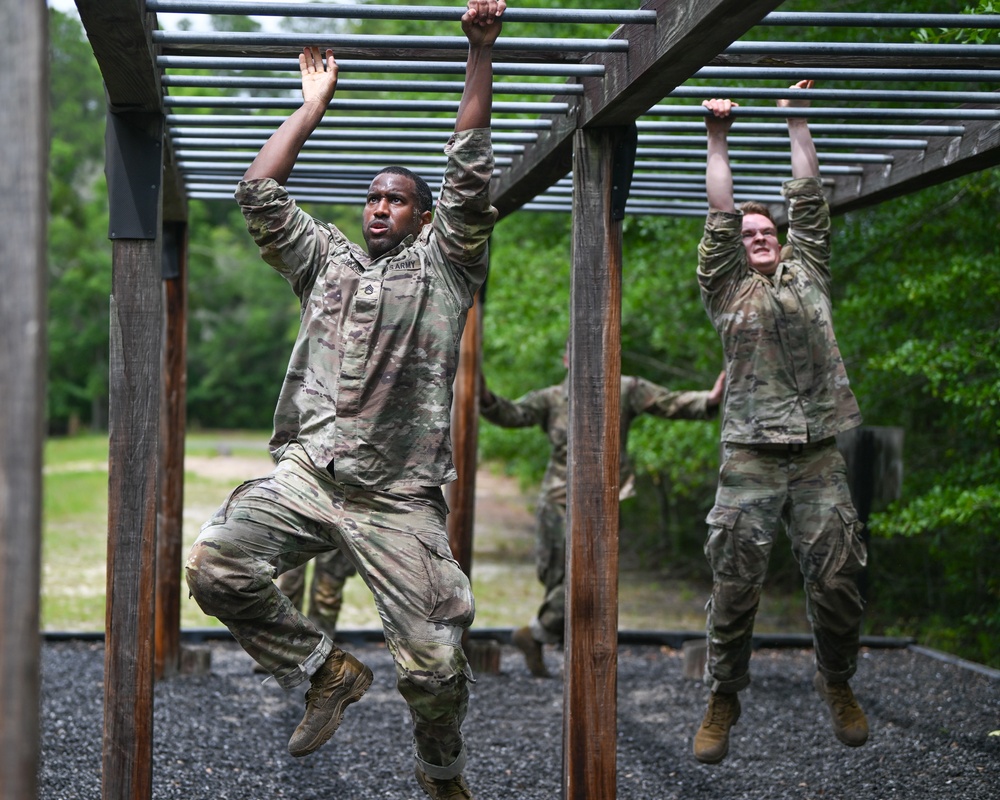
top-left (611, 123), bottom-right (637, 221)
top-left (161, 221), bottom-right (181, 280)
top-left (106, 111), bottom-right (163, 240)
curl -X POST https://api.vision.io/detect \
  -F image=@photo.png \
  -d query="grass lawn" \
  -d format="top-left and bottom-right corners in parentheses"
top-left (40, 431), bottom-right (809, 636)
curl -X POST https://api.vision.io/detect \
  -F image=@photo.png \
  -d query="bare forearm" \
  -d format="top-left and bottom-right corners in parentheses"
top-left (243, 99), bottom-right (327, 184)
top-left (456, 44), bottom-right (494, 132)
top-left (788, 120), bottom-right (818, 179)
top-left (705, 130), bottom-right (736, 213)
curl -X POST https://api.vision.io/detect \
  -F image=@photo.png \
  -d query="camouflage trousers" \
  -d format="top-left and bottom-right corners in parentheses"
top-left (276, 547), bottom-right (357, 638)
top-left (703, 441), bottom-right (867, 693)
top-left (528, 498), bottom-right (567, 644)
top-left (185, 443), bottom-right (475, 775)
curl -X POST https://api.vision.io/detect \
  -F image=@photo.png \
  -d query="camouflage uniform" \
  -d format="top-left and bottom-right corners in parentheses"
top-left (186, 127), bottom-right (496, 779)
top-left (481, 376), bottom-right (717, 642)
top-left (697, 177), bottom-right (867, 693)
top-left (276, 547), bottom-right (357, 638)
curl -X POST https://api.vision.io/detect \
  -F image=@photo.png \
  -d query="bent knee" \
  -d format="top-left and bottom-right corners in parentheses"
top-left (185, 539), bottom-right (272, 617)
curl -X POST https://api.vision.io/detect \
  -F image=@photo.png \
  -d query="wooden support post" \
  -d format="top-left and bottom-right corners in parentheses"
top-left (447, 293), bottom-right (483, 574)
top-left (564, 125), bottom-right (632, 800)
top-left (0, 4), bottom-right (47, 798)
top-left (103, 111), bottom-right (164, 800)
top-left (447, 295), bottom-right (499, 672)
top-left (156, 221), bottom-right (189, 680)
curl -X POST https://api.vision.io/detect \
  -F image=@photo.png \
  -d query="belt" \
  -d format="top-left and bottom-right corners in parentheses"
top-left (746, 437), bottom-right (836, 454)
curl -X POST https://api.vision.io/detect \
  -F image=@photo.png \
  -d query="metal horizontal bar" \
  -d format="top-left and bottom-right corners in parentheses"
top-left (636, 120), bottom-right (966, 136)
top-left (638, 135), bottom-right (928, 150)
top-left (180, 163), bottom-right (466, 178)
top-left (147, 1), bottom-right (655, 25)
top-left (669, 86), bottom-right (1000, 104)
top-left (761, 12), bottom-right (1000, 29)
top-left (725, 41), bottom-right (1000, 57)
top-left (162, 75), bottom-right (584, 95)
top-left (178, 151), bottom-right (514, 166)
top-left (649, 106), bottom-right (1000, 121)
top-left (636, 147), bottom-right (893, 164)
top-left (166, 113), bottom-right (553, 130)
top-left (152, 30), bottom-right (630, 53)
top-left (171, 127), bottom-right (539, 143)
top-left (172, 137), bottom-right (526, 155)
top-left (632, 161), bottom-right (863, 175)
top-left (164, 96), bottom-right (570, 114)
top-left (157, 56), bottom-right (606, 77)
top-left (694, 66), bottom-right (1000, 83)
top-left (171, 136), bottom-right (524, 157)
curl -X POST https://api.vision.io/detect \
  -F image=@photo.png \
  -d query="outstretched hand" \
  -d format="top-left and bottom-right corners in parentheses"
top-left (708, 371), bottom-right (726, 408)
top-left (777, 79), bottom-right (814, 110)
top-left (299, 46), bottom-right (338, 107)
top-left (462, 0), bottom-right (506, 47)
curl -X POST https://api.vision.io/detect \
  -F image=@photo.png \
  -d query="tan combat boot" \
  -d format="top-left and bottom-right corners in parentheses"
top-left (416, 767), bottom-right (474, 799)
top-left (813, 672), bottom-right (869, 747)
top-left (693, 691), bottom-right (741, 764)
top-left (287, 650), bottom-right (372, 757)
top-left (511, 626), bottom-right (551, 678)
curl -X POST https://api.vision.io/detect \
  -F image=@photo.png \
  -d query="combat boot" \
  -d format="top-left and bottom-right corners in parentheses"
top-left (813, 672), bottom-right (869, 747)
top-left (693, 691), bottom-right (741, 764)
top-left (288, 650), bottom-right (372, 757)
top-left (511, 626), bottom-right (550, 678)
top-left (416, 768), bottom-right (474, 799)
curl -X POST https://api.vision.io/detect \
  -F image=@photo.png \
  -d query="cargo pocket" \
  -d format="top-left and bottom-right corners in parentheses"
top-left (202, 477), bottom-right (269, 531)
top-left (421, 538), bottom-right (475, 629)
top-left (834, 504), bottom-right (868, 575)
top-left (704, 505), bottom-right (742, 578)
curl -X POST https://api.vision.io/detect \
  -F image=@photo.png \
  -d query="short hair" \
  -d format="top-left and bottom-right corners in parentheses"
top-left (738, 201), bottom-right (775, 225)
top-left (374, 166), bottom-right (433, 214)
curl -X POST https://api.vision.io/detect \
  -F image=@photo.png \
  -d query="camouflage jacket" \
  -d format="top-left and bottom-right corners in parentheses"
top-left (697, 176), bottom-right (862, 445)
top-left (236, 128), bottom-right (497, 488)
top-left (481, 375), bottom-right (716, 506)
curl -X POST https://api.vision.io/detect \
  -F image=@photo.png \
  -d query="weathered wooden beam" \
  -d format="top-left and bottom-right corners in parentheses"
top-left (492, 0), bottom-right (784, 218)
top-left (0, 4), bottom-right (47, 798)
top-left (708, 50), bottom-right (1000, 72)
top-left (447, 294), bottom-right (483, 577)
top-left (563, 125), bottom-right (628, 800)
top-left (826, 113), bottom-right (1000, 216)
top-left (103, 106), bottom-right (164, 800)
top-left (155, 221), bottom-right (189, 680)
top-left (76, 0), bottom-right (187, 221)
top-left (104, 235), bottom-right (163, 800)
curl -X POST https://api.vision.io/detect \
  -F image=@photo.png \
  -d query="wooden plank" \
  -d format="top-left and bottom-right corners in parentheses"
top-left (0, 3), bottom-right (47, 798)
top-left (103, 228), bottom-right (162, 799)
top-left (155, 222), bottom-right (189, 680)
top-left (76, 0), bottom-right (161, 111)
top-left (492, 0), bottom-right (783, 217)
top-left (827, 114), bottom-right (1000, 216)
top-left (446, 294), bottom-right (483, 576)
top-left (563, 126), bottom-right (626, 800)
top-left (708, 52), bottom-right (1000, 71)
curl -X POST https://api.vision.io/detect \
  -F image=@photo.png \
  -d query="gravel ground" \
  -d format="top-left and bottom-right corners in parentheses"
top-left (39, 636), bottom-right (999, 799)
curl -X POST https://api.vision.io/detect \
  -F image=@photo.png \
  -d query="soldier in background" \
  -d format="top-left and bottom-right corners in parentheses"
top-left (185, 3), bottom-right (505, 798)
top-left (693, 82), bottom-right (869, 765)
top-left (480, 344), bottom-right (724, 677)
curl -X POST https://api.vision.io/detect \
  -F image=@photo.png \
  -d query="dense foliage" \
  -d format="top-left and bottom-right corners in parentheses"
top-left (46, 4), bottom-right (998, 666)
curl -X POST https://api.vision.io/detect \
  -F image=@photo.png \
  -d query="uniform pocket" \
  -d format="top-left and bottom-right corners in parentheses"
top-left (834, 504), bottom-right (868, 574)
top-left (420, 538), bottom-right (475, 628)
top-left (203, 477), bottom-right (269, 529)
top-left (704, 505), bottom-right (743, 577)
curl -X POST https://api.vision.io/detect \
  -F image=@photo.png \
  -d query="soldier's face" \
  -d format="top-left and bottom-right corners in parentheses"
top-left (362, 173), bottom-right (431, 258)
top-left (741, 213), bottom-right (781, 275)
